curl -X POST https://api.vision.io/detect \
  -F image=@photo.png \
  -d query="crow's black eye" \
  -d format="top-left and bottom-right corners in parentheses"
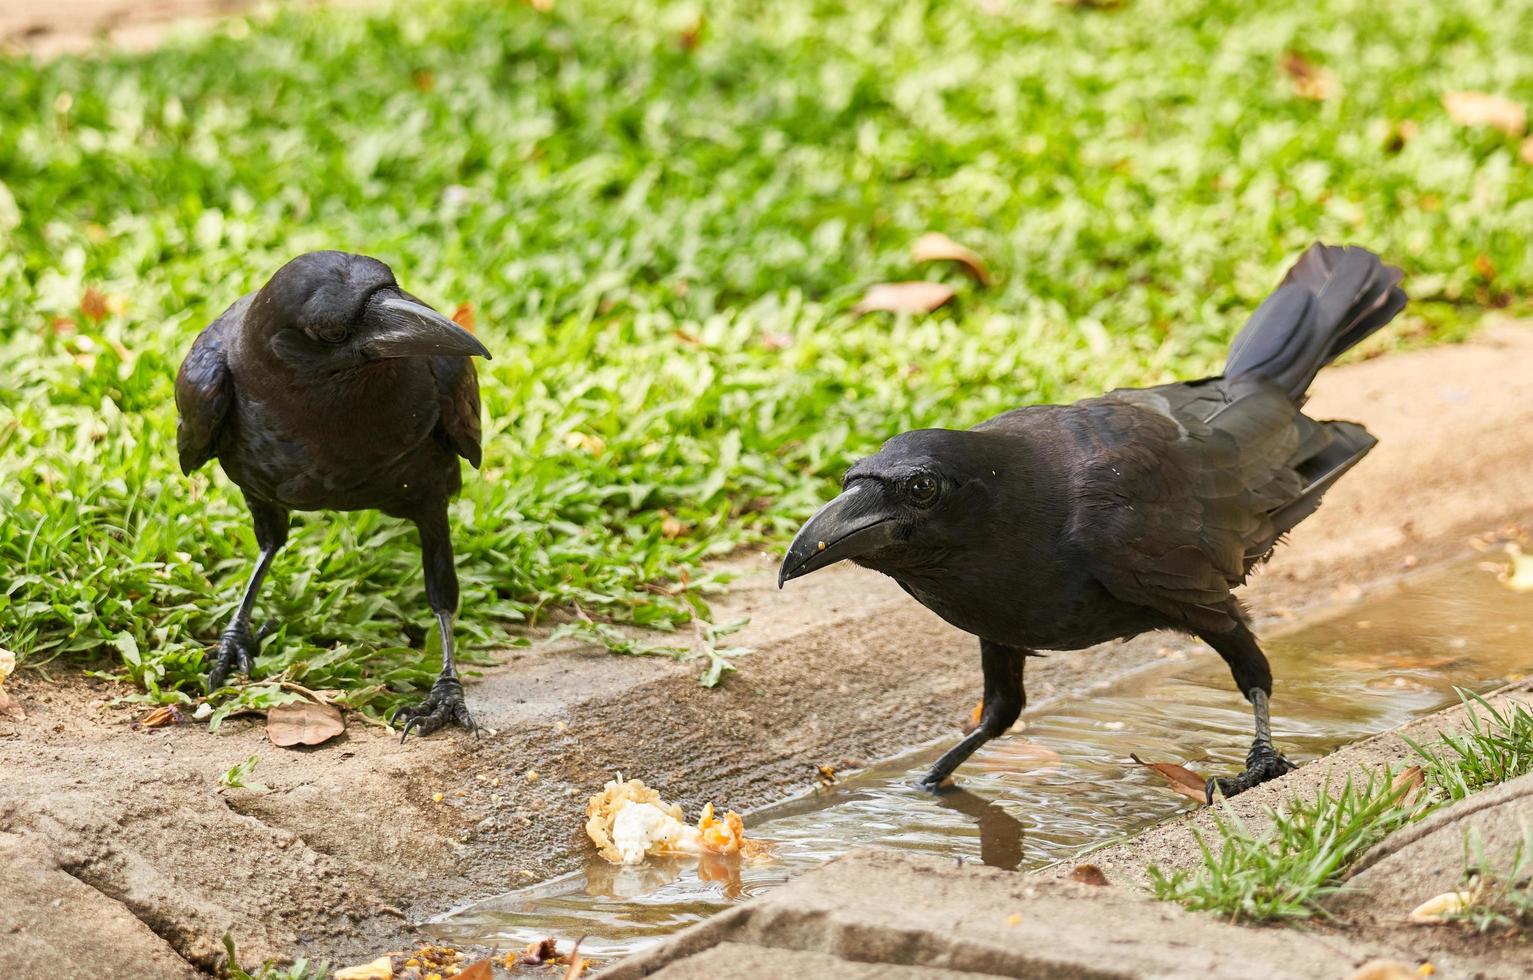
top-left (908, 475), bottom-right (939, 506)
top-left (314, 323), bottom-right (348, 344)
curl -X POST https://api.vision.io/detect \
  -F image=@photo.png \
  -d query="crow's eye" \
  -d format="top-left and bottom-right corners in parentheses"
top-left (314, 323), bottom-right (348, 344)
top-left (908, 475), bottom-right (939, 506)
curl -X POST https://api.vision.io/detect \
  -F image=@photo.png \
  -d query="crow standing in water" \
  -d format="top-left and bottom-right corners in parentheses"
top-left (780, 244), bottom-right (1406, 799)
top-left (175, 251), bottom-right (492, 737)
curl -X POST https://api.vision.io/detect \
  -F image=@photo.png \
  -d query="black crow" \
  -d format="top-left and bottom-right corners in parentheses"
top-left (175, 251), bottom-right (492, 737)
top-left (780, 244), bottom-right (1407, 799)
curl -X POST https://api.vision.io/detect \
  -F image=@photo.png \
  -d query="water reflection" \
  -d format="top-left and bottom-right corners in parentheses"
top-left (430, 561), bottom-right (1532, 958)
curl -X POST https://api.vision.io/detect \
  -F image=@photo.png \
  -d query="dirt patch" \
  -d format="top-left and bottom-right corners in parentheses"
top-left (4, 323), bottom-right (1533, 975)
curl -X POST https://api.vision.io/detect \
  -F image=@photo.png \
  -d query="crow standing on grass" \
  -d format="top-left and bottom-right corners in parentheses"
top-left (175, 251), bottom-right (492, 737)
top-left (780, 244), bottom-right (1407, 800)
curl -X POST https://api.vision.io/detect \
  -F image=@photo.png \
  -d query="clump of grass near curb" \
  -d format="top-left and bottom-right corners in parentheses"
top-left (1452, 825), bottom-right (1533, 937)
top-left (1148, 769), bottom-right (1423, 922)
top-left (223, 934), bottom-right (328, 980)
top-left (1405, 690), bottom-right (1533, 803)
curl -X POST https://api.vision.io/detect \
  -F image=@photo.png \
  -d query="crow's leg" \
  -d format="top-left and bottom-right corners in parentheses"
top-left (916, 640), bottom-right (1026, 792)
top-left (208, 497), bottom-right (289, 692)
top-left (395, 504), bottom-right (476, 740)
top-left (1200, 624), bottom-right (1296, 802)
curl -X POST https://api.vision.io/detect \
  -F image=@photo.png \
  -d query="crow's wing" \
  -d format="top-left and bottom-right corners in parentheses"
top-left (1065, 377), bottom-right (1305, 632)
top-left (428, 354), bottom-right (482, 468)
top-left (174, 297), bottom-right (247, 475)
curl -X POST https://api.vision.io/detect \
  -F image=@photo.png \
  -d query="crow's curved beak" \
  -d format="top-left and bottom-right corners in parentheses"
top-left (778, 481), bottom-right (898, 587)
top-left (363, 294), bottom-right (492, 360)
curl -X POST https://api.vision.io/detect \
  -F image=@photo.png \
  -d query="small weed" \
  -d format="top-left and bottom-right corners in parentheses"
top-left (1451, 825), bottom-right (1533, 936)
top-left (1149, 769), bottom-right (1423, 922)
top-left (219, 755), bottom-right (269, 793)
top-left (222, 933), bottom-right (328, 980)
top-left (1405, 690), bottom-right (1533, 802)
top-left (547, 615), bottom-right (750, 686)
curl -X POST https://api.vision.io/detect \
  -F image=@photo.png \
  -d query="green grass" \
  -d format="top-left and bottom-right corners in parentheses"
top-left (1407, 691), bottom-right (1533, 802)
top-left (1453, 825), bottom-right (1533, 937)
top-left (1148, 769), bottom-right (1424, 922)
top-left (3, 0), bottom-right (1533, 711)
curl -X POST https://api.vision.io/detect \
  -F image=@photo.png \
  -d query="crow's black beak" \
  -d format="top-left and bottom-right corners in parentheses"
top-left (363, 294), bottom-right (492, 360)
top-left (779, 481), bottom-right (898, 587)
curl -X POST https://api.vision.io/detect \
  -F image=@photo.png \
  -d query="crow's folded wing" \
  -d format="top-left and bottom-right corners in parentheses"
top-left (429, 354), bottom-right (482, 468)
top-left (174, 303), bottom-right (243, 475)
top-left (1065, 377), bottom-right (1303, 632)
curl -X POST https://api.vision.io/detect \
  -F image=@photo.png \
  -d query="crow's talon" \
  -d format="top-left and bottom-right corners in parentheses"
top-left (395, 676), bottom-right (477, 742)
top-left (207, 625), bottom-right (261, 693)
top-left (1206, 741), bottom-right (1295, 803)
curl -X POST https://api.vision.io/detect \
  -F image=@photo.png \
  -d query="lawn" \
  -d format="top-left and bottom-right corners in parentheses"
top-left (2, 0), bottom-right (1531, 713)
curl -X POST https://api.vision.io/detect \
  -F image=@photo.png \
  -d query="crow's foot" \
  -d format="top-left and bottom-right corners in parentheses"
top-left (207, 625), bottom-right (261, 692)
top-left (1205, 740), bottom-right (1296, 803)
top-left (394, 675), bottom-right (477, 742)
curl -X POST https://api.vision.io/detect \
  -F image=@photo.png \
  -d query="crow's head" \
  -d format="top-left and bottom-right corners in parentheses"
top-left (778, 428), bottom-right (1002, 586)
top-left (251, 251), bottom-right (490, 366)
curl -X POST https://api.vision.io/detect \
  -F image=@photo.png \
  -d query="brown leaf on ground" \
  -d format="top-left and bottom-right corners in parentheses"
top-left (1130, 754), bottom-right (1208, 802)
top-left (1070, 863), bottom-right (1110, 885)
top-left (136, 705), bottom-right (185, 729)
top-left (853, 281), bottom-right (956, 315)
top-left (1443, 91), bottom-right (1527, 137)
top-left (451, 303), bottom-right (476, 332)
top-left (679, 13), bottom-right (705, 51)
top-left (265, 699), bottom-right (345, 747)
top-left (910, 232), bottom-right (992, 286)
top-left (80, 287), bottom-right (110, 322)
top-left (455, 960), bottom-right (492, 980)
top-left (1390, 764), bottom-right (1424, 803)
top-left (1346, 961), bottom-right (1418, 980)
top-left (1281, 51), bottom-right (1337, 101)
top-left (564, 939), bottom-right (589, 979)
top-left (332, 956), bottom-right (392, 980)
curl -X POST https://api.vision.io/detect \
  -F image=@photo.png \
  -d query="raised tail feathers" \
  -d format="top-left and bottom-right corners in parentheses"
top-left (1225, 243), bottom-right (1407, 402)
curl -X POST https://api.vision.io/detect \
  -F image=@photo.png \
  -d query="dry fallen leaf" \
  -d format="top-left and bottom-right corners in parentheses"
top-left (455, 960), bottom-right (492, 980)
top-left (451, 303), bottom-right (476, 333)
top-left (1281, 51), bottom-right (1337, 101)
top-left (265, 699), bottom-right (345, 747)
top-left (1069, 864), bottom-right (1110, 886)
top-left (333, 955), bottom-right (392, 980)
top-left (1347, 961), bottom-right (1419, 980)
top-left (1410, 890), bottom-right (1474, 924)
top-left (137, 705), bottom-right (185, 728)
top-left (564, 939), bottom-right (589, 980)
top-left (853, 281), bottom-right (956, 316)
top-left (80, 287), bottom-right (110, 322)
top-left (1130, 754), bottom-right (1209, 802)
top-left (1443, 91), bottom-right (1527, 137)
top-left (910, 232), bottom-right (992, 286)
top-left (1390, 764), bottom-right (1425, 803)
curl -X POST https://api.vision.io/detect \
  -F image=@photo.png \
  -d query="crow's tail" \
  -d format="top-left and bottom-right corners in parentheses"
top-left (1224, 243), bottom-right (1407, 402)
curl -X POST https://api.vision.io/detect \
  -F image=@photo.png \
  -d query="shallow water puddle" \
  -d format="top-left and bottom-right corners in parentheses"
top-left (429, 561), bottom-right (1532, 958)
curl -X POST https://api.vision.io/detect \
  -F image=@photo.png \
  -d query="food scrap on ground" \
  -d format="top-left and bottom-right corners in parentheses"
top-left (585, 777), bottom-right (772, 865)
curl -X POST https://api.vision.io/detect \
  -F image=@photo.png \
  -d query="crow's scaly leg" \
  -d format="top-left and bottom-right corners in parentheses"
top-left (396, 504), bottom-right (476, 740)
top-left (208, 496), bottom-right (289, 692)
top-left (917, 640), bottom-right (1026, 792)
top-left (1200, 624), bottom-right (1296, 802)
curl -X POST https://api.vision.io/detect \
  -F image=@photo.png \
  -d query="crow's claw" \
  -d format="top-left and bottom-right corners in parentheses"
top-left (207, 625), bottom-right (261, 693)
top-left (394, 675), bottom-right (477, 742)
top-left (1205, 740), bottom-right (1296, 803)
